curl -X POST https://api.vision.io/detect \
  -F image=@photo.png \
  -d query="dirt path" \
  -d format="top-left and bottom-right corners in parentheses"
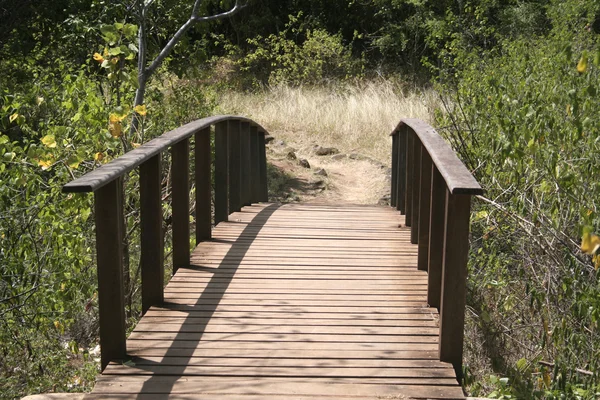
top-left (266, 136), bottom-right (391, 205)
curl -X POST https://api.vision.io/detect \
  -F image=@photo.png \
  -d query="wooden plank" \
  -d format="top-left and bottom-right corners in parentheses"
top-left (398, 126), bottom-right (407, 213)
top-left (250, 126), bottom-right (260, 202)
top-left (240, 121), bottom-right (251, 206)
top-left (214, 121), bottom-right (229, 224)
top-left (94, 178), bottom-right (126, 370)
top-left (405, 132), bottom-right (414, 226)
top-left (391, 132), bottom-right (398, 207)
top-left (418, 149), bottom-right (433, 271)
top-left (139, 154), bottom-right (164, 314)
top-left (393, 118), bottom-right (482, 195)
top-left (172, 138), bottom-right (190, 273)
top-left (195, 127), bottom-right (212, 242)
top-left (228, 120), bottom-right (241, 213)
top-left (63, 115), bottom-right (268, 193)
top-left (439, 193), bottom-right (471, 379)
top-left (411, 136), bottom-right (421, 244)
top-left (428, 166), bottom-right (445, 309)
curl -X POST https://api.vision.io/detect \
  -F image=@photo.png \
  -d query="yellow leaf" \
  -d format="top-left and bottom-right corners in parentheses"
top-left (38, 158), bottom-right (53, 170)
top-left (103, 47), bottom-right (109, 57)
top-left (94, 152), bottom-right (104, 161)
top-left (134, 104), bottom-right (147, 116)
top-left (581, 232), bottom-right (600, 254)
top-left (36, 96), bottom-right (44, 106)
top-left (577, 52), bottom-right (588, 73)
top-left (110, 57), bottom-right (119, 65)
top-left (131, 142), bottom-right (141, 148)
top-left (41, 134), bottom-right (57, 148)
top-left (9, 113), bottom-right (19, 123)
top-left (93, 52), bottom-right (104, 63)
top-left (593, 254), bottom-right (600, 270)
top-left (108, 113), bottom-right (126, 138)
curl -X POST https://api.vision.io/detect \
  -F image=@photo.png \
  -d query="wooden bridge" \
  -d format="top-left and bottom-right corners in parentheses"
top-left (63, 117), bottom-right (482, 399)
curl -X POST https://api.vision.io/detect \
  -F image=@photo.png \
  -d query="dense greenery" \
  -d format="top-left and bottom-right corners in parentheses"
top-left (1, 0), bottom-right (600, 398)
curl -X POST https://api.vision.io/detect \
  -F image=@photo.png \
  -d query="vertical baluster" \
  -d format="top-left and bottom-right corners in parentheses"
top-left (391, 133), bottom-right (398, 208)
top-left (411, 138), bottom-right (422, 244)
top-left (140, 155), bottom-right (164, 315)
top-left (427, 166), bottom-right (445, 310)
top-left (439, 191), bottom-right (472, 380)
top-left (405, 132), bottom-right (414, 226)
top-left (228, 120), bottom-right (241, 213)
top-left (258, 131), bottom-right (268, 202)
top-left (240, 122), bottom-right (251, 206)
top-left (195, 127), bottom-right (212, 242)
top-left (417, 149), bottom-right (432, 271)
top-left (214, 121), bottom-right (229, 224)
top-left (94, 178), bottom-right (126, 370)
top-left (250, 126), bottom-right (260, 203)
top-left (398, 127), bottom-right (407, 214)
top-left (172, 138), bottom-right (190, 274)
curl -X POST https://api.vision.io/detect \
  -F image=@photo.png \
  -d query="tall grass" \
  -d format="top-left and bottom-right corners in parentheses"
top-left (217, 80), bottom-right (438, 162)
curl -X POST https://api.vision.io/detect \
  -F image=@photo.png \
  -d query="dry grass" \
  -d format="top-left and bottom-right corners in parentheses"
top-left (217, 80), bottom-right (438, 163)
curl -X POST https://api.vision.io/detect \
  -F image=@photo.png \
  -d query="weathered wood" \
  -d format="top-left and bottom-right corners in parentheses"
top-left (63, 115), bottom-right (268, 193)
top-left (410, 135), bottom-right (421, 244)
top-left (195, 127), bottom-right (211, 243)
top-left (417, 149), bottom-right (432, 272)
top-left (392, 119), bottom-right (482, 195)
top-left (228, 120), bottom-right (241, 213)
top-left (405, 132), bottom-right (413, 226)
top-left (258, 132), bottom-right (268, 202)
top-left (240, 122), bottom-right (252, 206)
top-left (427, 167), bottom-right (445, 310)
top-left (391, 133), bottom-right (398, 207)
top-left (172, 138), bottom-right (190, 274)
top-left (439, 192), bottom-right (471, 380)
top-left (94, 178), bottom-right (127, 370)
top-left (250, 126), bottom-right (260, 203)
top-left (140, 155), bottom-right (164, 314)
top-left (397, 127), bottom-right (407, 213)
top-left (214, 122), bottom-right (229, 224)
top-left (89, 203), bottom-right (463, 398)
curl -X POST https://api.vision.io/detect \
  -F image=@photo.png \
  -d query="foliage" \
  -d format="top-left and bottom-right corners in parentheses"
top-left (436, 0), bottom-right (600, 397)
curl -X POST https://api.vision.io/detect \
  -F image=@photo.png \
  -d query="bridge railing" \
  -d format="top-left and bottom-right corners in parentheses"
top-left (390, 118), bottom-right (482, 378)
top-left (63, 115), bottom-right (268, 370)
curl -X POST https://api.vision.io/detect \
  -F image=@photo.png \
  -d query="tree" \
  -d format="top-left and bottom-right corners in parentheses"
top-left (131, 0), bottom-right (246, 138)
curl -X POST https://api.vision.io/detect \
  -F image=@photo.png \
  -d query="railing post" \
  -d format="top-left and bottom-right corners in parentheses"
top-left (391, 132), bottom-right (398, 208)
top-left (258, 131), bottom-right (268, 202)
top-left (417, 149), bottom-right (432, 272)
top-left (172, 138), bottom-right (190, 274)
top-left (240, 122), bottom-right (251, 206)
top-left (427, 166), bottom-right (445, 310)
top-left (195, 127), bottom-right (212, 242)
top-left (439, 191), bottom-right (472, 380)
top-left (397, 127), bottom-right (407, 214)
top-left (94, 178), bottom-right (126, 370)
top-left (214, 121), bottom-right (229, 224)
top-left (405, 132), bottom-right (414, 226)
top-left (250, 126), bottom-right (260, 203)
top-left (410, 137), bottom-right (422, 243)
top-left (228, 120), bottom-right (241, 213)
top-left (140, 155), bottom-right (164, 315)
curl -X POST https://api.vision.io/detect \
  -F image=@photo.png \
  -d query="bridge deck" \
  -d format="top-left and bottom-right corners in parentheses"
top-left (90, 203), bottom-right (464, 399)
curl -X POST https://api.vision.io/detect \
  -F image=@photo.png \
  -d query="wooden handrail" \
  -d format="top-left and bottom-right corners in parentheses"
top-left (390, 118), bottom-right (482, 381)
top-left (62, 115), bottom-right (269, 370)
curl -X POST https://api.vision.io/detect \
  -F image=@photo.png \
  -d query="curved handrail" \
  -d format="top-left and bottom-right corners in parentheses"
top-left (391, 118), bottom-right (482, 195)
top-left (389, 118), bottom-right (481, 380)
top-left (63, 115), bottom-right (267, 193)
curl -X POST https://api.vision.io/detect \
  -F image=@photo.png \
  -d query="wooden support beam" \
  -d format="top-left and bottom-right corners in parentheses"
top-left (258, 131), bottom-right (268, 202)
top-left (417, 149), bottom-right (432, 272)
top-left (214, 122), bottom-right (229, 224)
top-left (140, 155), bottom-right (164, 315)
top-left (427, 166), bottom-right (445, 310)
top-left (391, 133), bottom-right (398, 208)
top-left (195, 128), bottom-right (212, 243)
top-left (410, 136), bottom-right (422, 244)
top-left (439, 192), bottom-right (471, 381)
top-left (228, 120), bottom-right (241, 213)
top-left (94, 178), bottom-right (126, 371)
top-left (240, 122), bottom-right (251, 206)
top-left (250, 126), bottom-right (260, 203)
top-left (172, 138), bottom-right (190, 274)
top-left (397, 127), bottom-right (407, 214)
top-left (405, 132), bottom-right (414, 226)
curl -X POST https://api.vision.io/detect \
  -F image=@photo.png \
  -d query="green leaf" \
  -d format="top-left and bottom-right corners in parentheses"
top-left (3, 152), bottom-right (15, 162)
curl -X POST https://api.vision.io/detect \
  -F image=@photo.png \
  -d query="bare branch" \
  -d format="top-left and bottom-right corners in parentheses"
top-left (145, 0), bottom-right (244, 77)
